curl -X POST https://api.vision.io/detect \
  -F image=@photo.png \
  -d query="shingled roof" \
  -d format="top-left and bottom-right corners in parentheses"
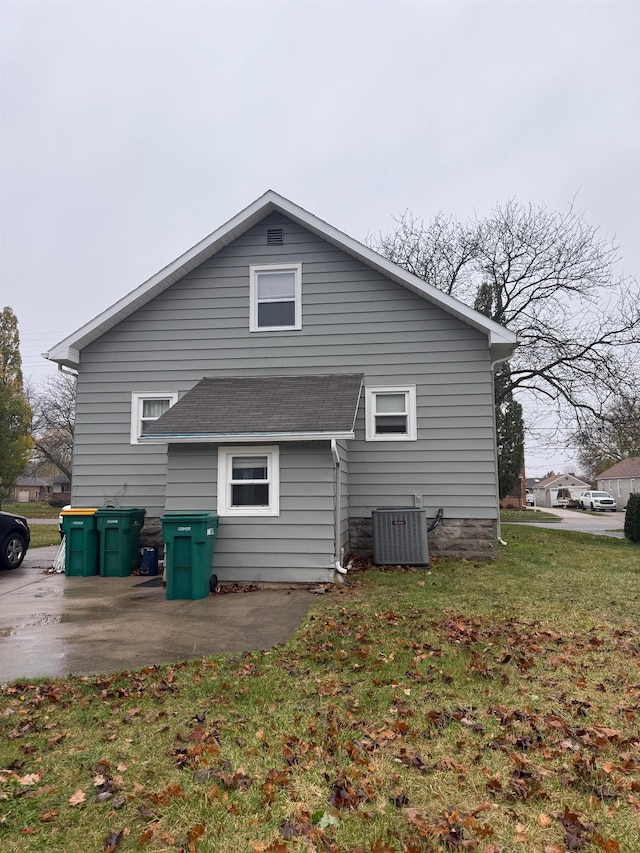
top-left (597, 456), bottom-right (640, 478)
top-left (141, 374), bottom-right (364, 443)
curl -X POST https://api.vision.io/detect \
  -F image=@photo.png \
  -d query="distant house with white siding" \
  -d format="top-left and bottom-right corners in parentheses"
top-left (530, 472), bottom-right (590, 508)
top-left (44, 191), bottom-right (517, 584)
top-left (597, 457), bottom-right (640, 509)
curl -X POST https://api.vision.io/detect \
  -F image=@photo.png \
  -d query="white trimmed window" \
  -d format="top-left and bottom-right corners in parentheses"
top-left (130, 392), bottom-right (178, 444)
top-left (365, 386), bottom-right (417, 441)
top-left (250, 263), bottom-right (302, 331)
top-left (217, 446), bottom-right (280, 517)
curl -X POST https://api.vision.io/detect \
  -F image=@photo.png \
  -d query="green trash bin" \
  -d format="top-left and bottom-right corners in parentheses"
top-left (61, 509), bottom-right (99, 576)
top-left (95, 507), bottom-right (146, 577)
top-left (161, 511), bottom-right (218, 600)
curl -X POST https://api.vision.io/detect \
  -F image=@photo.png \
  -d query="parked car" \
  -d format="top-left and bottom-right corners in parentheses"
top-left (525, 490), bottom-right (535, 506)
top-left (578, 490), bottom-right (617, 512)
top-left (0, 511), bottom-right (31, 569)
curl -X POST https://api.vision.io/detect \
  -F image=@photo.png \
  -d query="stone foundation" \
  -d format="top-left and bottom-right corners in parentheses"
top-left (139, 517), bottom-right (163, 549)
top-left (348, 516), bottom-right (496, 561)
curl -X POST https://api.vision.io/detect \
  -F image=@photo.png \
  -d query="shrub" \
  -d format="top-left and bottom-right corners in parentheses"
top-left (47, 496), bottom-right (68, 508)
top-left (624, 493), bottom-right (640, 543)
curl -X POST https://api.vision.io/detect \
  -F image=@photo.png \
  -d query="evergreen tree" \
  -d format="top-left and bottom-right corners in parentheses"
top-left (474, 281), bottom-right (525, 498)
top-left (0, 307), bottom-right (33, 503)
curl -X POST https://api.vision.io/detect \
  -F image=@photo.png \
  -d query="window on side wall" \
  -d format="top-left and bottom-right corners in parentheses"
top-left (217, 446), bottom-right (280, 517)
top-left (249, 263), bottom-right (302, 331)
top-left (131, 392), bottom-right (178, 444)
top-left (365, 386), bottom-right (417, 441)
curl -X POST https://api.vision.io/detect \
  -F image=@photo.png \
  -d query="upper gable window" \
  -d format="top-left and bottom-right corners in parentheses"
top-left (250, 263), bottom-right (302, 332)
top-left (131, 392), bottom-right (178, 444)
top-left (365, 386), bottom-right (417, 441)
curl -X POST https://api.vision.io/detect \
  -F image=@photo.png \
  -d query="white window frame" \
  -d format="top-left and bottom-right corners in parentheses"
top-left (617, 479), bottom-right (622, 497)
top-left (365, 385), bottom-right (417, 441)
top-left (249, 263), bottom-right (302, 332)
top-left (130, 392), bottom-right (178, 445)
top-left (217, 445), bottom-right (280, 517)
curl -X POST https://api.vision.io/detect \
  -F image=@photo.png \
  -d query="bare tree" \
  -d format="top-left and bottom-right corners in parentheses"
top-left (27, 371), bottom-right (76, 481)
top-left (371, 200), bottom-right (640, 423)
top-left (572, 395), bottom-right (640, 481)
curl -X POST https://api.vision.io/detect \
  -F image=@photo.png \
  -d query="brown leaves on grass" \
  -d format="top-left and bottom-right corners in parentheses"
top-left (2, 582), bottom-right (639, 851)
top-left (403, 804), bottom-right (495, 846)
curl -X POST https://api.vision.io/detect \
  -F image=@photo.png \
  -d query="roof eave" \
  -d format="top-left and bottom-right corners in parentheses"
top-left (46, 190), bottom-right (518, 366)
top-left (139, 430), bottom-right (356, 444)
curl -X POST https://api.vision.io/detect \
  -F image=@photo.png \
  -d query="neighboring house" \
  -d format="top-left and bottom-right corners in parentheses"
top-left (531, 472), bottom-right (590, 508)
top-left (597, 457), bottom-right (640, 509)
top-left (44, 191), bottom-right (517, 584)
top-left (10, 476), bottom-right (71, 504)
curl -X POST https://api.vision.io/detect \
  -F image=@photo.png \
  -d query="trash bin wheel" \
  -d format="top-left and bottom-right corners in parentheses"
top-left (209, 573), bottom-right (218, 593)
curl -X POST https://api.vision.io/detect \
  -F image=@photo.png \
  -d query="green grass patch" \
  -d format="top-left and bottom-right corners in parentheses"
top-left (501, 508), bottom-right (561, 522)
top-left (1, 502), bottom-right (61, 519)
top-left (27, 525), bottom-right (61, 549)
top-left (1, 526), bottom-right (639, 852)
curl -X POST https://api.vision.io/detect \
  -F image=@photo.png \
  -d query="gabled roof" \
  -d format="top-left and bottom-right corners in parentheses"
top-left (140, 374), bottom-right (364, 443)
top-left (597, 456), bottom-right (640, 479)
top-left (44, 191), bottom-right (517, 370)
top-left (532, 472), bottom-right (590, 489)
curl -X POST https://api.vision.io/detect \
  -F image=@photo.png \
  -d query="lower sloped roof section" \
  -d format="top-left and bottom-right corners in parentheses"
top-left (140, 374), bottom-right (364, 443)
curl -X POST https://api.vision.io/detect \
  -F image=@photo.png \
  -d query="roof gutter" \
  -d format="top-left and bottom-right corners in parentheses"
top-left (139, 430), bottom-right (356, 444)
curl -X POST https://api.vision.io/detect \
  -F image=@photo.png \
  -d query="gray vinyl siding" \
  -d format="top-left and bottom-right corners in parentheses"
top-left (335, 440), bottom-right (350, 554)
top-left (71, 211), bottom-right (498, 577)
top-left (164, 442), bottom-right (335, 583)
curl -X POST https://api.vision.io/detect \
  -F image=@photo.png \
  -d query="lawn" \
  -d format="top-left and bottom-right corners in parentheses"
top-left (1, 527), bottom-right (639, 852)
top-left (500, 508), bottom-right (560, 523)
top-left (1, 502), bottom-right (61, 519)
top-left (27, 525), bottom-right (61, 549)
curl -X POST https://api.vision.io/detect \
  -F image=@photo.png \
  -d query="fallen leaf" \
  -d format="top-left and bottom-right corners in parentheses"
top-left (103, 829), bottom-right (124, 852)
top-left (38, 810), bottom-right (59, 822)
top-left (18, 773), bottom-right (42, 786)
top-left (69, 789), bottom-right (87, 806)
top-left (538, 813), bottom-right (553, 827)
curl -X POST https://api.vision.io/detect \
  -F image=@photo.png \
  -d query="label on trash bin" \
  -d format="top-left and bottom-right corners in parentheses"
top-left (178, 526), bottom-right (191, 532)
top-left (207, 528), bottom-right (216, 536)
top-left (106, 519), bottom-right (119, 524)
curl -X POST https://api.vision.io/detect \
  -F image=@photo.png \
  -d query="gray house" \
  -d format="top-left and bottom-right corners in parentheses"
top-left (597, 457), bottom-right (640, 509)
top-left (530, 472), bottom-right (590, 508)
top-left (45, 191), bottom-right (517, 584)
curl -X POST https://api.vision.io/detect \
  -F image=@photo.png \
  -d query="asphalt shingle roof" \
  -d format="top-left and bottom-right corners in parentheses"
top-left (597, 456), bottom-right (640, 478)
top-left (142, 374), bottom-right (364, 439)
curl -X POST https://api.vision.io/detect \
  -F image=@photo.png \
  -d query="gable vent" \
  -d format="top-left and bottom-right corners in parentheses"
top-left (266, 228), bottom-right (284, 245)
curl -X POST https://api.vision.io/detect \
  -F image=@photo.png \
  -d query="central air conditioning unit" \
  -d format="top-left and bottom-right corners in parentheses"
top-left (371, 507), bottom-right (429, 566)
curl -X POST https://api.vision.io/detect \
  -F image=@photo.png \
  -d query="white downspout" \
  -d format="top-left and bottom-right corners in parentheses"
top-left (331, 440), bottom-right (351, 574)
top-left (491, 357), bottom-right (509, 547)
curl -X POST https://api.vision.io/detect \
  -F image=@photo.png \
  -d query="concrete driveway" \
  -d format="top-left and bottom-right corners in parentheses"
top-left (0, 547), bottom-right (316, 683)
top-left (505, 506), bottom-right (625, 538)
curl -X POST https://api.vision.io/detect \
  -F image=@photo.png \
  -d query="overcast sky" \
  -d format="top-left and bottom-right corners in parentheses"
top-left (1, 0), bottom-right (638, 476)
